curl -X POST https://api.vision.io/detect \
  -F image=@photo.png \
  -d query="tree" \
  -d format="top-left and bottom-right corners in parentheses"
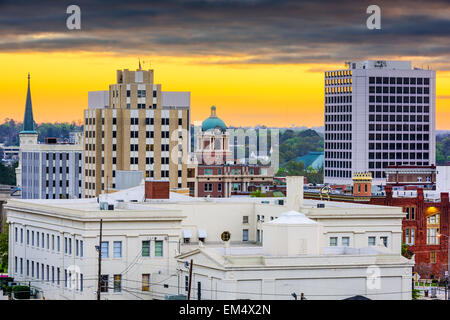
top-left (415, 262), bottom-right (433, 279)
top-left (285, 160), bottom-right (305, 176)
top-left (0, 161), bottom-right (17, 185)
top-left (250, 189), bottom-right (265, 198)
top-left (401, 243), bottom-right (413, 259)
top-left (0, 224), bottom-right (8, 272)
top-left (275, 167), bottom-right (286, 177)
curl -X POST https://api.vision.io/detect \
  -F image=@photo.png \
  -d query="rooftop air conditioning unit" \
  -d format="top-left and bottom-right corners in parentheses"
top-left (99, 202), bottom-right (108, 210)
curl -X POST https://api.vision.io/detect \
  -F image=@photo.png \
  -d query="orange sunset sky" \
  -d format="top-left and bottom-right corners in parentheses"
top-left (1, 52), bottom-right (450, 129)
top-left (1, 1), bottom-right (450, 129)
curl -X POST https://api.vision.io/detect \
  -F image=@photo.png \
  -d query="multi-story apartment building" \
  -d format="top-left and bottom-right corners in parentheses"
top-left (324, 60), bottom-right (436, 185)
top-left (16, 74), bottom-right (83, 199)
top-left (83, 67), bottom-right (190, 197)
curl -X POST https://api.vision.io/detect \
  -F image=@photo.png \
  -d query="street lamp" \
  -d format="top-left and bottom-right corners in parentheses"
top-left (437, 233), bottom-right (449, 300)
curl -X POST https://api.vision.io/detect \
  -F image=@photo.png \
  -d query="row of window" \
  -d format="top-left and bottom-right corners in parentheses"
top-left (14, 228), bottom-right (83, 257)
top-left (98, 240), bottom-right (164, 259)
top-left (325, 70), bottom-right (352, 78)
top-left (46, 180), bottom-right (76, 188)
top-left (369, 95), bottom-right (430, 104)
top-left (325, 78), bottom-right (353, 85)
top-left (325, 133), bottom-right (352, 141)
top-left (329, 236), bottom-right (388, 247)
top-left (13, 257), bottom-right (83, 291)
top-left (45, 193), bottom-right (82, 199)
top-left (203, 183), bottom-right (223, 193)
top-left (45, 153), bottom-right (81, 161)
top-left (325, 114), bottom-right (352, 122)
top-left (100, 274), bottom-right (151, 293)
top-left (324, 151), bottom-right (352, 159)
top-left (369, 86), bottom-right (430, 94)
top-left (325, 105), bottom-right (352, 113)
top-left (325, 161), bottom-right (352, 169)
top-left (370, 131), bottom-right (429, 140)
top-left (325, 95), bottom-right (352, 102)
top-left (325, 142), bottom-right (352, 150)
top-left (324, 170), bottom-right (352, 178)
top-left (369, 142), bottom-right (429, 150)
top-left (369, 114), bottom-right (430, 123)
top-left (45, 166), bottom-right (80, 175)
top-left (369, 124), bottom-right (430, 133)
top-left (369, 152), bottom-right (429, 160)
top-left (369, 77), bottom-right (430, 85)
top-left (325, 126), bottom-right (352, 134)
top-left (325, 87), bottom-right (352, 94)
top-left (369, 104), bottom-right (430, 113)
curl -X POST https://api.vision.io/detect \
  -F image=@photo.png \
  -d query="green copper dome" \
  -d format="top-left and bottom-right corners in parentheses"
top-left (201, 106), bottom-right (227, 132)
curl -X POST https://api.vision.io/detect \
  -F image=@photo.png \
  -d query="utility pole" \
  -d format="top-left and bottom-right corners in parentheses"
top-left (187, 259), bottom-right (193, 300)
top-left (97, 219), bottom-right (103, 300)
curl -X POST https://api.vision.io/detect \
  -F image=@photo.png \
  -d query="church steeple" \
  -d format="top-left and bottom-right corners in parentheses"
top-left (21, 73), bottom-right (36, 133)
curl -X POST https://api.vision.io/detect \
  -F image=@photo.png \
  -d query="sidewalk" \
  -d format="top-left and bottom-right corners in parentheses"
top-left (417, 287), bottom-right (449, 300)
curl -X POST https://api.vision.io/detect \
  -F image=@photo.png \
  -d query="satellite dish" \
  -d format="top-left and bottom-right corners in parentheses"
top-left (221, 231), bottom-right (231, 242)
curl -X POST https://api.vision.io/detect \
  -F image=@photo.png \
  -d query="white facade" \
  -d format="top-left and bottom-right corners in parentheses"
top-left (6, 198), bottom-right (184, 300)
top-left (5, 177), bottom-right (411, 300)
top-left (436, 165), bottom-right (450, 192)
top-left (324, 60), bottom-right (436, 186)
top-left (175, 245), bottom-right (413, 300)
top-left (17, 133), bottom-right (83, 200)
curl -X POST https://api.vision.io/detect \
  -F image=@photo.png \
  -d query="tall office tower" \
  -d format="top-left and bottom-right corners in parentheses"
top-left (83, 67), bottom-right (190, 197)
top-left (324, 60), bottom-right (435, 185)
top-left (18, 74), bottom-right (83, 199)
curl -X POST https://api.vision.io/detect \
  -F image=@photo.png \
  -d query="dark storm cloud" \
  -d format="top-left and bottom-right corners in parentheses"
top-left (0, 0), bottom-right (450, 67)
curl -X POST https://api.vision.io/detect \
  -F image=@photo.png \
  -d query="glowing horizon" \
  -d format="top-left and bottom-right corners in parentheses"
top-left (2, 51), bottom-right (450, 130)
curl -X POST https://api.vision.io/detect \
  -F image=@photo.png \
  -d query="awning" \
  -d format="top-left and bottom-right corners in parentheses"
top-left (183, 229), bottom-right (192, 238)
top-left (198, 229), bottom-right (207, 238)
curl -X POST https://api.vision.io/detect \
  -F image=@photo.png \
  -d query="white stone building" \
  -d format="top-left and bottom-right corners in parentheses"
top-left (5, 177), bottom-right (413, 300)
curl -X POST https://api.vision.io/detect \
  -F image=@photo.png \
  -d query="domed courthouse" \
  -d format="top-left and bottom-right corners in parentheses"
top-left (192, 106), bottom-right (274, 198)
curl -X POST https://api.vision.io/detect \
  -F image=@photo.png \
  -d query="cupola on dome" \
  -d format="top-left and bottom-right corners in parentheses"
top-left (201, 106), bottom-right (227, 132)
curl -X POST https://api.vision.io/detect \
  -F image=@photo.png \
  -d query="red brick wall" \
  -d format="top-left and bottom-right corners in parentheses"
top-left (145, 180), bottom-right (170, 199)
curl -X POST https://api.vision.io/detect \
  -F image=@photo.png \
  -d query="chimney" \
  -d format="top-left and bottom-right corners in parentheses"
top-left (286, 176), bottom-right (303, 211)
top-left (145, 180), bottom-right (170, 199)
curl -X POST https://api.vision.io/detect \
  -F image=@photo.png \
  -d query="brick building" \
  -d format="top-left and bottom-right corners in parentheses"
top-left (385, 165), bottom-right (436, 190)
top-left (302, 179), bottom-right (448, 279)
top-left (194, 106), bottom-right (274, 197)
top-left (368, 186), bottom-right (448, 279)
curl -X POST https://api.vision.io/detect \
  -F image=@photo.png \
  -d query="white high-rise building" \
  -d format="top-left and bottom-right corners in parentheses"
top-left (324, 60), bottom-right (436, 185)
